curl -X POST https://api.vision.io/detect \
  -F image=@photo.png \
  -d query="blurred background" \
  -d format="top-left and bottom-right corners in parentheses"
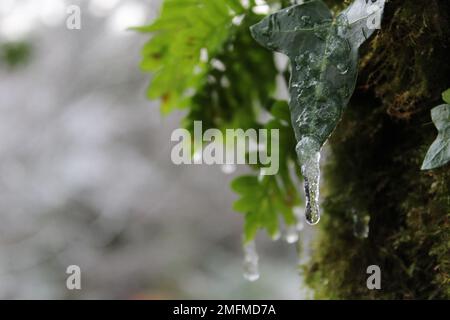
top-left (0, 0), bottom-right (315, 299)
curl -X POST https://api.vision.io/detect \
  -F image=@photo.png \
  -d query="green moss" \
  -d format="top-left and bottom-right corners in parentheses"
top-left (304, 0), bottom-right (450, 299)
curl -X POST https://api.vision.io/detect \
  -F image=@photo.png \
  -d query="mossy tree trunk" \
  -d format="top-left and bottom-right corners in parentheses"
top-left (305, 0), bottom-right (450, 299)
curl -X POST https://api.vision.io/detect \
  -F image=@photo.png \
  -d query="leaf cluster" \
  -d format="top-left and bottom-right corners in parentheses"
top-left (139, 0), bottom-right (303, 240)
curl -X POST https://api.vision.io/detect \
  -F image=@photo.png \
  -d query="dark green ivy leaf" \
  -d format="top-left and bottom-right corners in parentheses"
top-left (250, 0), bottom-right (385, 150)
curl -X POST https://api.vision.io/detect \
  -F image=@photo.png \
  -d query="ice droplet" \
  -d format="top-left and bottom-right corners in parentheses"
top-left (193, 150), bottom-right (202, 164)
top-left (352, 209), bottom-right (370, 239)
top-left (300, 15), bottom-right (311, 27)
top-left (313, 24), bottom-right (327, 40)
top-left (221, 164), bottom-right (236, 174)
top-left (296, 137), bottom-right (321, 225)
top-left (337, 63), bottom-right (349, 75)
top-left (243, 241), bottom-right (259, 282)
top-left (285, 225), bottom-right (299, 244)
top-left (271, 230), bottom-right (281, 241)
top-left (293, 206), bottom-right (305, 231)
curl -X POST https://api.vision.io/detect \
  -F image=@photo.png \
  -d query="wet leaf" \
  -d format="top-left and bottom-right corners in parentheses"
top-left (442, 88), bottom-right (450, 104)
top-left (270, 100), bottom-right (291, 124)
top-left (421, 104), bottom-right (450, 170)
top-left (250, 0), bottom-right (385, 150)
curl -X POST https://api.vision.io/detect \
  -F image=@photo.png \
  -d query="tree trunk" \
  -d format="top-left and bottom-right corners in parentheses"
top-left (305, 0), bottom-right (450, 299)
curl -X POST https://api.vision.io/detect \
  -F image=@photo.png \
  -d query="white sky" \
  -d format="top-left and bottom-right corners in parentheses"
top-left (0, 0), bottom-right (148, 40)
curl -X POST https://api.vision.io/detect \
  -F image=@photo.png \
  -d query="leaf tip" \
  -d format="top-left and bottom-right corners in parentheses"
top-left (442, 88), bottom-right (450, 104)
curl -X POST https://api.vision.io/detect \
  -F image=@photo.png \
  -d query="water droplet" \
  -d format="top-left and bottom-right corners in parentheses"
top-left (221, 164), bottom-right (236, 174)
top-left (339, 84), bottom-right (350, 98)
top-left (294, 53), bottom-right (306, 65)
top-left (306, 79), bottom-right (318, 88)
top-left (243, 241), bottom-right (260, 282)
top-left (313, 24), bottom-right (327, 40)
top-left (261, 28), bottom-right (269, 37)
top-left (293, 206), bottom-right (303, 216)
top-left (337, 63), bottom-right (349, 75)
top-left (336, 14), bottom-right (350, 36)
top-left (293, 206), bottom-right (305, 231)
top-left (352, 209), bottom-right (370, 239)
top-left (300, 15), bottom-right (311, 27)
top-left (307, 53), bottom-right (319, 66)
top-left (271, 230), bottom-right (281, 241)
top-left (220, 76), bottom-right (230, 88)
top-left (285, 225), bottom-right (299, 244)
top-left (296, 137), bottom-right (321, 225)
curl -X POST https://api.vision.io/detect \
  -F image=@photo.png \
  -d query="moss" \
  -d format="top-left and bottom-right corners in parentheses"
top-left (304, 0), bottom-right (450, 299)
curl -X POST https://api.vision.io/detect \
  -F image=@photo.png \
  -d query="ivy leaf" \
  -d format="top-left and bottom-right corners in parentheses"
top-left (270, 100), bottom-right (291, 124)
top-left (442, 88), bottom-right (450, 104)
top-left (421, 104), bottom-right (450, 170)
top-left (231, 103), bottom-right (300, 242)
top-left (250, 0), bottom-right (385, 150)
top-left (184, 13), bottom-right (278, 133)
top-left (232, 174), bottom-right (298, 242)
top-left (138, 0), bottom-right (245, 114)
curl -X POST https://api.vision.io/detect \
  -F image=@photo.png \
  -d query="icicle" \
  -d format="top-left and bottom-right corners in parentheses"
top-left (285, 225), bottom-right (299, 244)
top-left (243, 240), bottom-right (260, 282)
top-left (296, 237), bottom-right (306, 265)
top-left (293, 206), bottom-right (305, 231)
top-left (296, 137), bottom-right (321, 225)
top-left (221, 164), bottom-right (236, 174)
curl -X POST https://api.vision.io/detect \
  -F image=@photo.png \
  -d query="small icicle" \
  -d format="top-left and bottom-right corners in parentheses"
top-left (271, 230), bottom-right (281, 241)
top-left (296, 137), bottom-right (321, 225)
top-left (296, 237), bottom-right (306, 265)
top-left (293, 206), bottom-right (305, 231)
top-left (243, 240), bottom-right (260, 282)
top-left (285, 225), bottom-right (299, 244)
top-left (221, 164), bottom-right (236, 174)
